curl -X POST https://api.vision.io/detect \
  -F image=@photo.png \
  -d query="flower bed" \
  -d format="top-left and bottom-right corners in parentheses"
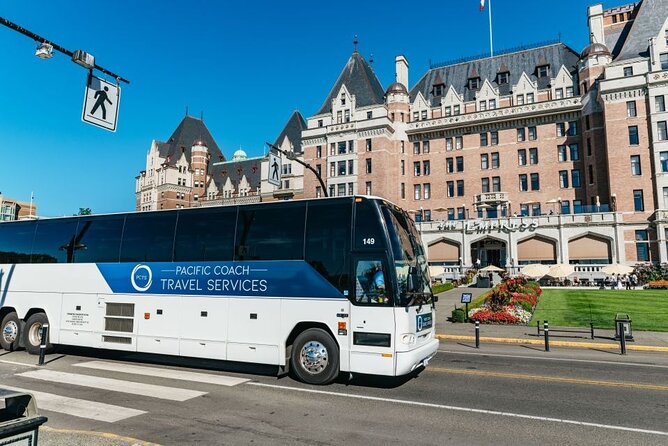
top-left (469, 277), bottom-right (541, 325)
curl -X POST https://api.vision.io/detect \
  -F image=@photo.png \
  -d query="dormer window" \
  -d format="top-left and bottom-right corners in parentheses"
top-left (340, 93), bottom-right (346, 106)
top-left (469, 78), bottom-right (480, 90)
top-left (433, 84), bottom-right (444, 96)
top-left (537, 65), bottom-right (549, 78)
top-left (497, 72), bottom-right (509, 84)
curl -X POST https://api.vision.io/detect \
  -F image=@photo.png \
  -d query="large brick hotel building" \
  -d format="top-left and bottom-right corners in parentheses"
top-left (137, 1), bottom-right (668, 272)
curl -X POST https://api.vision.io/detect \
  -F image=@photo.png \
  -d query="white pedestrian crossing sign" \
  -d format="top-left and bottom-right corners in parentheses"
top-left (268, 152), bottom-right (282, 187)
top-left (82, 75), bottom-right (120, 132)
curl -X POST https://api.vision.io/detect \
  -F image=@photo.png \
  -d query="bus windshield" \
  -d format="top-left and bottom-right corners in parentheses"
top-left (381, 204), bottom-right (432, 307)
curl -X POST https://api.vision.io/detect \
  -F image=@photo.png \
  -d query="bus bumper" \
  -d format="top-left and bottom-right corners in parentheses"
top-left (395, 338), bottom-right (439, 375)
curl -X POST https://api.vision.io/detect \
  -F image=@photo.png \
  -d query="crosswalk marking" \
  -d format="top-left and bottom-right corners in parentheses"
top-left (17, 370), bottom-right (206, 402)
top-left (1, 384), bottom-right (146, 423)
top-left (73, 360), bottom-right (249, 386)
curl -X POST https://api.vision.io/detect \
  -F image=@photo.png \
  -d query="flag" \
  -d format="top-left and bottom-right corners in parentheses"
top-left (480, 0), bottom-right (485, 11)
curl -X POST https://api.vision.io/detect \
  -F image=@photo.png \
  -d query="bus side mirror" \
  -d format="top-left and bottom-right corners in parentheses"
top-left (408, 266), bottom-right (419, 292)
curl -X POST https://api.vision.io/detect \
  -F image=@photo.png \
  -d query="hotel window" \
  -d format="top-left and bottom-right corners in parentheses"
top-left (635, 230), bottom-right (650, 261)
top-left (572, 169), bottom-right (581, 187)
top-left (479, 101), bottom-right (487, 111)
top-left (315, 187), bottom-right (321, 197)
top-left (401, 141), bottom-right (405, 153)
top-left (573, 200), bottom-right (583, 213)
top-left (626, 101), bottom-right (637, 117)
top-left (348, 160), bottom-right (354, 175)
top-left (633, 190), bottom-right (644, 211)
top-left (631, 155), bottom-right (642, 175)
top-left (456, 156), bottom-right (464, 172)
top-left (482, 177), bottom-right (490, 193)
top-left (623, 66), bottom-right (633, 77)
top-left (446, 158), bottom-right (454, 173)
top-left (526, 93), bottom-right (535, 104)
top-left (556, 122), bottom-right (566, 137)
top-left (337, 111), bottom-right (342, 123)
top-left (537, 66), bottom-right (549, 78)
top-left (413, 111), bottom-right (419, 121)
top-left (588, 165), bottom-right (594, 184)
top-left (629, 126), bottom-right (639, 145)
top-left (365, 182), bottom-right (372, 195)
top-left (338, 141), bottom-right (346, 154)
top-left (565, 86), bottom-right (574, 97)
top-left (330, 143), bottom-right (335, 155)
top-left (532, 204), bottom-right (541, 216)
top-left (664, 187), bottom-right (668, 209)
top-left (348, 183), bottom-right (354, 195)
top-left (330, 162), bottom-right (335, 177)
top-left (480, 133), bottom-right (488, 146)
top-left (491, 152), bottom-right (499, 168)
top-left (661, 53), bottom-right (668, 70)
top-left (660, 151), bottom-right (668, 172)
top-left (366, 138), bottom-right (372, 151)
top-left (519, 174), bottom-right (528, 192)
top-left (344, 109), bottom-right (350, 122)
top-left (444, 106), bottom-right (451, 116)
top-left (569, 143), bottom-right (579, 161)
top-left (530, 173), bottom-right (540, 190)
top-left (480, 154), bottom-right (489, 170)
top-left (498, 72), bottom-right (509, 84)
top-left (492, 176), bottom-right (501, 192)
top-left (516, 94), bottom-right (524, 105)
top-left (555, 88), bottom-right (563, 99)
top-left (401, 160), bottom-right (405, 175)
top-left (585, 115), bottom-right (591, 131)
top-left (528, 126), bottom-right (537, 141)
top-left (491, 131), bottom-right (498, 145)
top-left (414, 184), bottom-right (422, 200)
top-left (529, 148), bottom-right (538, 165)
top-left (423, 160), bottom-right (431, 176)
top-left (656, 95), bottom-right (666, 112)
top-left (519, 204), bottom-right (528, 216)
top-left (316, 145), bottom-right (322, 158)
top-left (337, 184), bottom-right (345, 196)
top-left (469, 78), bottom-right (479, 89)
top-left (446, 137), bottom-right (453, 151)
top-left (421, 110), bottom-right (428, 120)
top-left (658, 121), bottom-right (668, 141)
top-left (367, 111), bottom-right (372, 119)
top-left (365, 158), bottom-right (372, 174)
top-left (401, 183), bottom-right (405, 199)
top-left (316, 164), bottom-right (322, 176)
top-left (414, 162), bottom-right (421, 176)
top-left (329, 185), bottom-right (335, 197)
top-left (587, 138), bottom-right (592, 156)
top-left (456, 180), bottom-right (465, 196)
top-left (518, 149), bottom-right (527, 166)
top-left (454, 105), bottom-right (461, 115)
top-left (517, 128), bottom-right (526, 142)
top-left (567, 121), bottom-right (578, 136)
top-left (561, 200), bottom-right (571, 215)
top-left (413, 142), bottom-right (420, 154)
top-left (455, 136), bottom-right (463, 150)
top-left (424, 183), bottom-right (431, 199)
top-left (447, 181), bottom-right (455, 197)
top-left (559, 170), bottom-right (569, 188)
top-left (489, 99), bottom-right (496, 110)
top-left (447, 208), bottom-right (455, 221)
top-left (423, 141), bottom-right (430, 153)
top-left (318, 119), bottom-right (323, 127)
top-left (338, 161), bottom-right (346, 176)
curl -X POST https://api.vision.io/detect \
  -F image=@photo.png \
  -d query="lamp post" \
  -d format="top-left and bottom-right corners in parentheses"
top-left (265, 142), bottom-right (328, 197)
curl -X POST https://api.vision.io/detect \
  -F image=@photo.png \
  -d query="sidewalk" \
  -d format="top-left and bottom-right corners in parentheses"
top-left (434, 286), bottom-right (668, 352)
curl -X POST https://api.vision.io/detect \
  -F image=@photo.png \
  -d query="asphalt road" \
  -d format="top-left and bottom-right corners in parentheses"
top-left (1, 342), bottom-right (667, 446)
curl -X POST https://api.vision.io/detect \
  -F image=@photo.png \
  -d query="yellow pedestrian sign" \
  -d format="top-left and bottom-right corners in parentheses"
top-left (82, 75), bottom-right (120, 132)
top-left (268, 152), bottom-right (282, 187)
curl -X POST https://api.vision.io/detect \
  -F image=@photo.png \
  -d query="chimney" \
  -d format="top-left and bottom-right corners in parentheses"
top-left (587, 4), bottom-right (604, 45)
top-left (395, 55), bottom-right (409, 88)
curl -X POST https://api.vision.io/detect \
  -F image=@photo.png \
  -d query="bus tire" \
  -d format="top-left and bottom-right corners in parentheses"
top-left (290, 328), bottom-right (339, 385)
top-left (22, 313), bottom-right (53, 355)
top-left (1, 312), bottom-right (21, 351)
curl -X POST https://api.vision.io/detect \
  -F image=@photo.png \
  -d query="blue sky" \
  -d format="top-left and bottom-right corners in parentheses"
top-left (0, 0), bottom-right (619, 216)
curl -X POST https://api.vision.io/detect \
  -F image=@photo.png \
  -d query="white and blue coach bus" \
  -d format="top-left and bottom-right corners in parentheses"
top-left (0, 196), bottom-right (437, 384)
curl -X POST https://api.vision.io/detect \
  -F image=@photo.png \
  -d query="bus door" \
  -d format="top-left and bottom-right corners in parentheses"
top-left (349, 257), bottom-right (396, 376)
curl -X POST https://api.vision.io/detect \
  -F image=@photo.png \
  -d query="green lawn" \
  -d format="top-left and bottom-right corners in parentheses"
top-left (531, 289), bottom-right (668, 332)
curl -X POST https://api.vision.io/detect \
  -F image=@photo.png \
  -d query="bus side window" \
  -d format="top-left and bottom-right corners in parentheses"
top-left (120, 212), bottom-right (177, 262)
top-left (0, 221), bottom-right (36, 264)
top-left (174, 207), bottom-right (236, 261)
top-left (73, 216), bottom-right (125, 263)
top-left (354, 200), bottom-right (386, 251)
top-left (31, 219), bottom-right (78, 263)
top-left (354, 259), bottom-right (389, 305)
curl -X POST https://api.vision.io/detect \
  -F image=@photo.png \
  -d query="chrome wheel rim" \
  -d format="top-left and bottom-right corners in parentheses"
top-left (299, 341), bottom-right (328, 375)
top-left (2, 321), bottom-right (18, 344)
top-left (28, 323), bottom-right (42, 346)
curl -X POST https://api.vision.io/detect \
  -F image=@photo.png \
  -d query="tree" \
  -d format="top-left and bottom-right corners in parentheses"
top-left (77, 207), bottom-right (92, 215)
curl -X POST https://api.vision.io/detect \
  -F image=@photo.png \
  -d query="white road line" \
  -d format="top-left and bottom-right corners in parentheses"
top-left (73, 360), bottom-right (249, 386)
top-left (247, 382), bottom-right (668, 437)
top-left (0, 359), bottom-right (39, 368)
top-left (438, 349), bottom-right (668, 369)
top-left (2, 384), bottom-right (146, 423)
top-left (17, 370), bottom-right (206, 402)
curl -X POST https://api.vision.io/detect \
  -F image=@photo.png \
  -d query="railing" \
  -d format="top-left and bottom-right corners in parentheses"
top-left (475, 192), bottom-right (509, 204)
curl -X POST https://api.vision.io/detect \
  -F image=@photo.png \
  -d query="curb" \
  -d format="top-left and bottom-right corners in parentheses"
top-left (436, 334), bottom-right (668, 352)
top-left (40, 426), bottom-right (160, 446)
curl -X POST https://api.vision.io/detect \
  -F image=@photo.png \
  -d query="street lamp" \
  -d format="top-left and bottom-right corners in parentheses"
top-left (35, 42), bottom-right (53, 59)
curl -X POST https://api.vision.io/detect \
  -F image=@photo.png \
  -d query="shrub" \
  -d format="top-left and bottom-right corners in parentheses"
top-left (451, 307), bottom-right (466, 323)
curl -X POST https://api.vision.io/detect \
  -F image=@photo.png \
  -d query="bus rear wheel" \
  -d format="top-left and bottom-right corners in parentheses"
top-left (22, 313), bottom-right (53, 355)
top-left (1, 312), bottom-right (21, 351)
top-left (290, 328), bottom-right (339, 385)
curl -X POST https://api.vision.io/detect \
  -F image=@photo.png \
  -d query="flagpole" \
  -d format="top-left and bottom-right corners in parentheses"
top-left (488, 0), bottom-right (494, 57)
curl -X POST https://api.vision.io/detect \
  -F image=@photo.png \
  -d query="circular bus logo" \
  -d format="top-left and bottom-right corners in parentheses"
top-left (131, 264), bottom-right (152, 292)
top-left (417, 315), bottom-right (424, 331)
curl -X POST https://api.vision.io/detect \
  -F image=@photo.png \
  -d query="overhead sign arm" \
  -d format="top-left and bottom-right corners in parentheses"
top-left (266, 142), bottom-right (328, 197)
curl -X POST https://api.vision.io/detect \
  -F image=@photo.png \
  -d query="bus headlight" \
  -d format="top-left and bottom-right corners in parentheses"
top-left (400, 334), bottom-right (416, 345)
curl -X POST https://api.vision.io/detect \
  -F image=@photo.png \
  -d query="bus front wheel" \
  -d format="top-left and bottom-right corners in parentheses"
top-left (22, 313), bottom-right (53, 355)
top-left (290, 328), bottom-right (339, 385)
top-left (1, 312), bottom-right (21, 351)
